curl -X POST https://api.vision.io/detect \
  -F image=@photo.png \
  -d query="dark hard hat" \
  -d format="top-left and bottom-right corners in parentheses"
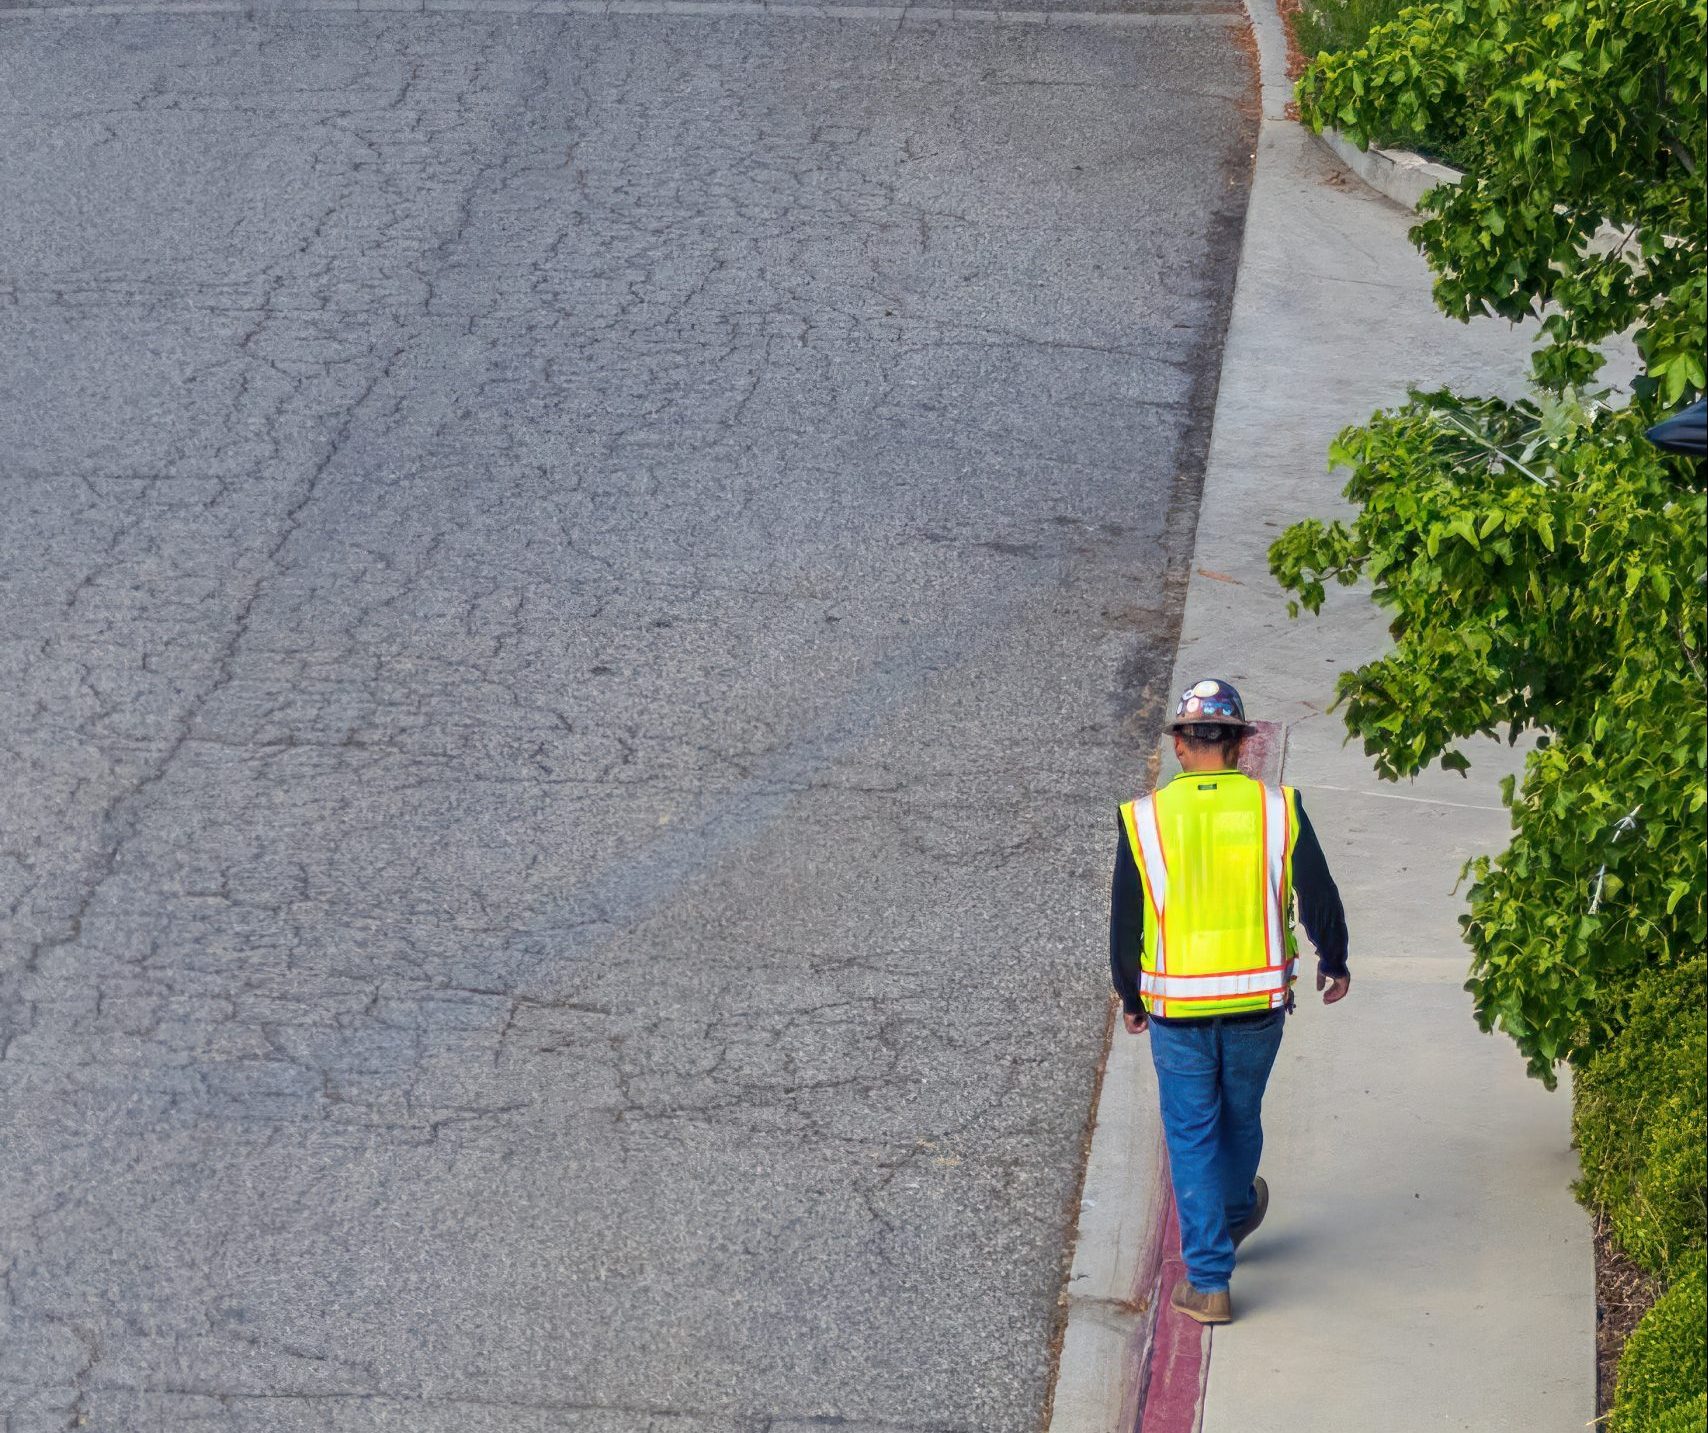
top-left (1168, 678), bottom-right (1252, 731)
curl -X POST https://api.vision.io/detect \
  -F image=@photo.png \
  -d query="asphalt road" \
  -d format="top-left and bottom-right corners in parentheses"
top-left (0, 8), bottom-right (1253, 1430)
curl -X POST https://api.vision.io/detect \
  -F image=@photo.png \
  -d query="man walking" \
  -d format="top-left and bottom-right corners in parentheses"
top-left (1111, 679), bottom-right (1350, 1324)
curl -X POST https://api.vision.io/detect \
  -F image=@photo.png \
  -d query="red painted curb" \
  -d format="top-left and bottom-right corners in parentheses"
top-left (1136, 1188), bottom-right (1211, 1432)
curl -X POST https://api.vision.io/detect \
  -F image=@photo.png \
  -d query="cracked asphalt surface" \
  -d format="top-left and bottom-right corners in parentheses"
top-left (0, 7), bottom-right (1254, 1430)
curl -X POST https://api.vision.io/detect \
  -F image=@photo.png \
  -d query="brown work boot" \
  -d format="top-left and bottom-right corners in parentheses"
top-left (1231, 1176), bottom-right (1269, 1250)
top-left (1169, 1279), bottom-right (1232, 1325)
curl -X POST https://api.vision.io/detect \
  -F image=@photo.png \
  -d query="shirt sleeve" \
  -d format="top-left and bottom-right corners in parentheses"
top-left (1289, 792), bottom-right (1349, 979)
top-left (1110, 813), bottom-right (1146, 1015)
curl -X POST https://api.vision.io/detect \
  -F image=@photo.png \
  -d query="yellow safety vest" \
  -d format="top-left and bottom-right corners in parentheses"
top-left (1119, 771), bottom-right (1301, 1018)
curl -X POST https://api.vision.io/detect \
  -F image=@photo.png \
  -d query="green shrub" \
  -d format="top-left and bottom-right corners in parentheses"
top-left (1574, 958), bottom-right (1708, 1278)
top-left (1610, 1255), bottom-right (1707, 1433)
top-left (1646, 1398), bottom-right (1708, 1433)
top-left (1291, 0), bottom-right (1405, 58)
top-left (1289, 0), bottom-right (1475, 168)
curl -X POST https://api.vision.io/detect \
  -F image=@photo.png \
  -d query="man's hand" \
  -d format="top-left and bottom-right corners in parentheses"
top-left (1123, 1009), bottom-right (1149, 1034)
top-left (1317, 969), bottom-right (1351, 1005)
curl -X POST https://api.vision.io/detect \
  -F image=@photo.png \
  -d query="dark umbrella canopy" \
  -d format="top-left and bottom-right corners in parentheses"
top-left (1645, 398), bottom-right (1707, 456)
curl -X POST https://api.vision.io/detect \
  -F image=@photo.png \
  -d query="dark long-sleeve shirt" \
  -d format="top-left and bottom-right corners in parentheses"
top-left (1109, 784), bottom-right (1349, 1018)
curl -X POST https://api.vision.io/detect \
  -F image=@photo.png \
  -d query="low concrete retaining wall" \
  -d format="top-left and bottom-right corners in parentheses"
top-left (1315, 128), bottom-right (1460, 211)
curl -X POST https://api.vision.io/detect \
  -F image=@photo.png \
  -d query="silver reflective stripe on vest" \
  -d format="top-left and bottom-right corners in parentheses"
top-left (1262, 784), bottom-right (1290, 967)
top-left (1131, 794), bottom-right (1169, 974)
top-left (1139, 967), bottom-right (1290, 998)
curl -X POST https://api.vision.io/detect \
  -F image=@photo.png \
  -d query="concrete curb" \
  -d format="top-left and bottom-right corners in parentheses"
top-left (1045, 8), bottom-right (1291, 1429)
top-left (1047, 1076), bottom-right (1165, 1433)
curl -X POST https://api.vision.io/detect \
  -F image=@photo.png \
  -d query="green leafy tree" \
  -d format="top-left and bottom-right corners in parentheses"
top-left (1275, 0), bottom-right (1707, 1085)
top-left (1296, 0), bottom-right (1706, 398)
top-left (1271, 396), bottom-right (1705, 1082)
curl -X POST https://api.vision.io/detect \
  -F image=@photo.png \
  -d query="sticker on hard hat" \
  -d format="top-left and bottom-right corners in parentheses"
top-left (1191, 680), bottom-right (1222, 697)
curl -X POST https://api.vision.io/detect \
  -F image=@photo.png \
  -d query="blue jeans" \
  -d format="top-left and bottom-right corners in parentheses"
top-left (1148, 1010), bottom-right (1286, 1292)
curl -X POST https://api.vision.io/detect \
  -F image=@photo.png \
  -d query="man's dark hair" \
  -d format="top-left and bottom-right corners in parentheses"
top-left (1176, 723), bottom-right (1244, 767)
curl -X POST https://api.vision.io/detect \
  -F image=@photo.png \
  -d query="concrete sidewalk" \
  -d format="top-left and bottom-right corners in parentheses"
top-left (1050, 0), bottom-right (1595, 1426)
